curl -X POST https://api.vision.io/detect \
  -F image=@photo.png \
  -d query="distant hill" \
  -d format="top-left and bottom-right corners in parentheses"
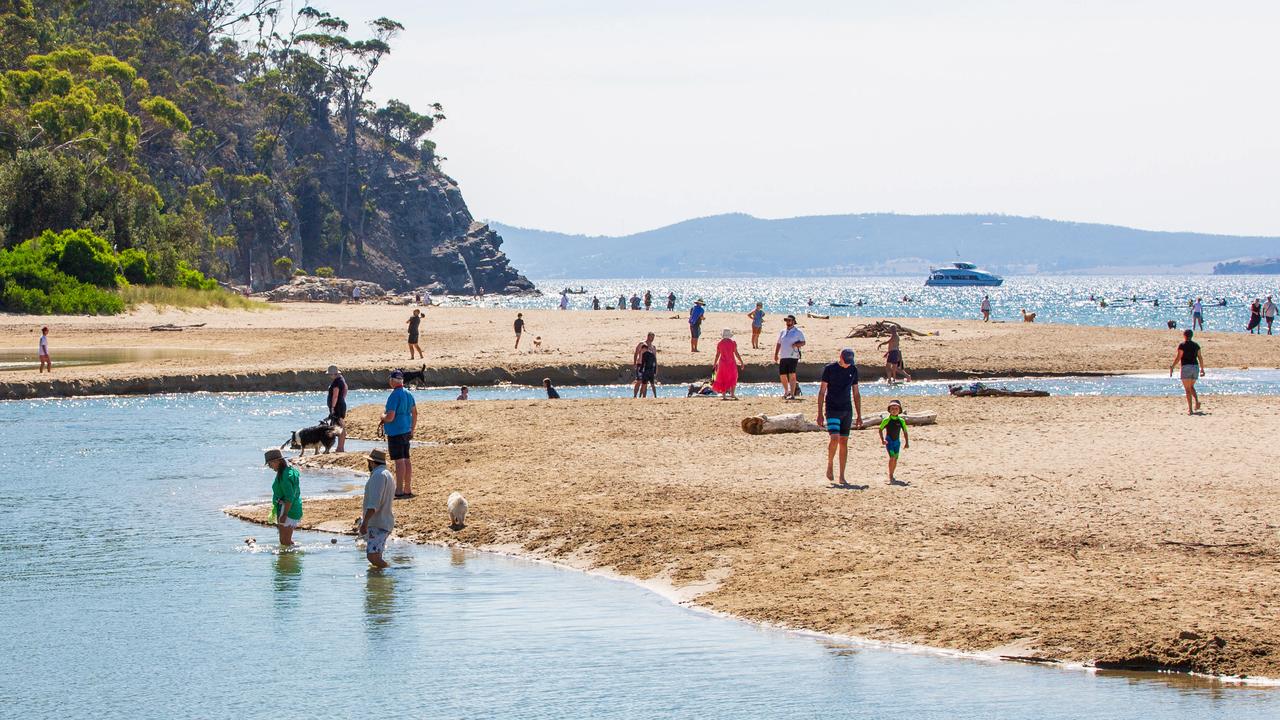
top-left (492, 214), bottom-right (1280, 278)
top-left (1214, 258), bottom-right (1280, 275)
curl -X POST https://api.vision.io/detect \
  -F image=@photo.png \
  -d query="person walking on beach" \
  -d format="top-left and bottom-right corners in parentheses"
top-left (543, 377), bottom-right (561, 399)
top-left (711, 329), bottom-right (745, 400)
top-left (689, 299), bottom-right (706, 352)
top-left (667, 291), bottom-right (676, 311)
top-left (878, 400), bottom-right (910, 486)
top-left (326, 365), bottom-right (348, 452)
top-left (633, 332), bottom-right (658, 398)
top-left (980, 295), bottom-right (991, 322)
top-left (359, 448), bottom-right (395, 568)
top-left (1170, 329), bottom-right (1205, 415)
top-left (617, 294), bottom-right (627, 310)
top-left (644, 290), bottom-right (652, 311)
top-left (351, 284), bottom-right (361, 304)
top-left (816, 348), bottom-right (862, 485)
top-left (38, 326), bottom-right (50, 373)
top-left (746, 302), bottom-right (765, 349)
top-left (1263, 296), bottom-right (1277, 335)
top-left (877, 327), bottom-right (911, 384)
top-left (1247, 298), bottom-right (1262, 334)
top-left (775, 315), bottom-right (806, 400)
top-left (1191, 298), bottom-right (1204, 330)
top-left (379, 370), bottom-right (417, 498)
top-left (406, 309), bottom-right (424, 359)
top-left (514, 313), bottom-right (525, 349)
top-left (264, 449), bottom-right (302, 547)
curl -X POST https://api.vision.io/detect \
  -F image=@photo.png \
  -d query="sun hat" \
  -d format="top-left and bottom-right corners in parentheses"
top-left (784, 314), bottom-right (797, 322)
top-left (694, 298), bottom-right (705, 305)
top-left (721, 328), bottom-right (734, 338)
top-left (366, 448), bottom-right (388, 465)
top-left (840, 348), bottom-right (855, 364)
top-left (264, 448), bottom-right (284, 465)
top-left (326, 365), bottom-right (340, 375)
top-left (887, 399), bottom-right (903, 412)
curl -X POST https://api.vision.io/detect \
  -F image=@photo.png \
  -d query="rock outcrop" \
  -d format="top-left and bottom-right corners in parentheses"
top-left (260, 277), bottom-right (387, 303)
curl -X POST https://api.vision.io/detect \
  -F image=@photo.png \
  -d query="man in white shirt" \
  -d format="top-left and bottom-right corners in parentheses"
top-left (1263, 295), bottom-right (1278, 335)
top-left (38, 326), bottom-right (50, 373)
top-left (359, 448), bottom-right (396, 568)
top-left (773, 314), bottom-right (806, 400)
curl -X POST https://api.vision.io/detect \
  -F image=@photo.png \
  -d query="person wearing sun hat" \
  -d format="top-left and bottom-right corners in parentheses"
top-left (359, 448), bottom-right (395, 568)
top-left (264, 448), bottom-right (302, 547)
top-left (710, 328), bottom-right (745, 399)
top-left (878, 399), bottom-right (911, 486)
top-left (688, 298), bottom-right (706, 352)
top-left (816, 347), bottom-right (862, 485)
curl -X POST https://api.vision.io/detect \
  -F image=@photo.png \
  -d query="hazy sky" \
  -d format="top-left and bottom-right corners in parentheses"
top-left (317, 1), bottom-right (1280, 236)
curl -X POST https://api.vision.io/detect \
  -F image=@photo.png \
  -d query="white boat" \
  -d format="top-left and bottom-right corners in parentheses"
top-left (925, 262), bottom-right (1003, 287)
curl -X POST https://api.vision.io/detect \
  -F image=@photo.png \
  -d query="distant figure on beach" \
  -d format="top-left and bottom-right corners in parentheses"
top-left (980, 295), bottom-right (991, 322)
top-left (1170, 329), bottom-right (1205, 415)
top-left (514, 312), bottom-right (525, 349)
top-left (379, 370), bottom-right (417, 498)
top-left (559, 290), bottom-right (569, 310)
top-left (633, 332), bottom-right (658, 398)
top-left (326, 365), bottom-right (348, 452)
top-left (264, 449), bottom-right (301, 547)
top-left (816, 348), bottom-right (862, 485)
top-left (877, 327), bottom-right (911, 383)
top-left (406, 309), bottom-right (424, 359)
top-left (878, 400), bottom-right (910, 486)
top-left (456, 386), bottom-right (469, 401)
top-left (359, 448), bottom-right (395, 568)
top-left (667, 291), bottom-right (676, 311)
top-left (351, 285), bottom-right (361, 304)
top-left (746, 302), bottom-right (765, 349)
top-left (775, 314), bottom-right (806, 400)
top-left (630, 294), bottom-right (642, 310)
top-left (711, 329), bottom-right (745, 400)
top-left (1191, 298), bottom-right (1204, 330)
top-left (618, 294), bottom-right (627, 310)
top-left (1247, 298), bottom-right (1262, 334)
top-left (543, 378), bottom-right (560, 399)
top-left (1263, 296), bottom-right (1277, 335)
top-left (689, 299), bottom-right (706, 352)
top-left (644, 290), bottom-right (652, 311)
top-left (38, 326), bottom-right (50, 373)
top-left (592, 296), bottom-right (600, 310)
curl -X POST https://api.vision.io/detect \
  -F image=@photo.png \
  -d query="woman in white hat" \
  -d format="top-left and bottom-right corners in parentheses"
top-left (710, 328), bottom-right (745, 400)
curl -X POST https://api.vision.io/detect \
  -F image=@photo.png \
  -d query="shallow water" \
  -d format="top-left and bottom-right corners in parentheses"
top-left (0, 346), bottom-right (231, 372)
top-left (461, 275), bottom-right (1280, 332)
top-left (2, 394), bottom-right (1277, 718)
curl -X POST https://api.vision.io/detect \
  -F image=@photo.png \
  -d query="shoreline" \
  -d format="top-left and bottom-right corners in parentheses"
top-left (223, 499), bottom-right (1278, 687)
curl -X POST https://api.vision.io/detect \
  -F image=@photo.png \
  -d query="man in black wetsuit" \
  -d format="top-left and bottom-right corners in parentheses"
top-left (326, 364), bottom-right (348, 452)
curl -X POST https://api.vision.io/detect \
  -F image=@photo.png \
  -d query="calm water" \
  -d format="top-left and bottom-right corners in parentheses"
top-left (0, 346), bottom-right (232, 372)
top-left (2, 394), bottom-right (1278, 718)
top-left (452, 276), bottom-right (1280, 331)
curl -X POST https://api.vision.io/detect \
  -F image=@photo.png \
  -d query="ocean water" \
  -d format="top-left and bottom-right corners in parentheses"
top-left (454, 276), bottom-right (1280, 332)
top-left (2, 394), bottom-right (1278, 718)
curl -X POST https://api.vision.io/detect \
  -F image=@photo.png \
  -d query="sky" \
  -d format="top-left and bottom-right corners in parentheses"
top-left (316, 0), bottom-right (1280, 237)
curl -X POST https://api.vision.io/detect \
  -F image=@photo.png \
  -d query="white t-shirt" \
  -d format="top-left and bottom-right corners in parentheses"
top-left (980, 298), bottom-right (991, 311)
top-left (39, 335), bottom-right (48, 356)
top-left (777, 326), bottom-right (805, 359)
top-left (1192, 300), bottom-right (1202, 314)
top-left (363, 465), bottom-right (396, 532)
top-left (1263, 300), bottom-right (1277, 318)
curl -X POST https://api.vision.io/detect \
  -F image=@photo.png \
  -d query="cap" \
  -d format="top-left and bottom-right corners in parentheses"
top-left (784, 314), bottom-right (797, 322)
top-left (840, 348), bottom-right (855, 364)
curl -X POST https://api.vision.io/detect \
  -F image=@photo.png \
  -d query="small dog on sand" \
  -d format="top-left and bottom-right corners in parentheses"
top-left (447, 491), bottom-right (468, 529)
top-left (283, 418), bottom-right (339, 455)
top-left (1021, 308), bottom-right (1037, 323)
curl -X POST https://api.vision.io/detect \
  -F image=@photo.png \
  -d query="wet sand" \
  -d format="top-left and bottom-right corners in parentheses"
top-left (2, 303), bottom-right (1277, 398)
top-left (228, 394), bottom-right (1280, 678)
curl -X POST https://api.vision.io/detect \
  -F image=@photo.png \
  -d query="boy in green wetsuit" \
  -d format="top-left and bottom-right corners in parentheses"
top-left (877, 400), bottom-right (910, 485)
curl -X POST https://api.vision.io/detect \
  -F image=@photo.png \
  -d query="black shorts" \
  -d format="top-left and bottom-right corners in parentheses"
top-left (824, 410), bottom-right (853, 437)
top-left (329, 401), bottom-right (347, 420)
top-left (779, 358), bottom-right (799, 375)
top-left (387, 432), bottom-right (412, 460)
top-left (408, 333), bottom-right (419, 344)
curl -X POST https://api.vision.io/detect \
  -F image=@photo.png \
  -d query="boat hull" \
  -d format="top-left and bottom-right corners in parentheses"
top-left (925, 277), bottom-right (1003, 287)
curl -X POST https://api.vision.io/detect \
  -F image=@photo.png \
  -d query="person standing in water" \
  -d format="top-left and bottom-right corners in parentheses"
top-left (264, 449), bottom-right (302, 547)
top-left (774, 314), bottom-right (806, 400)
top-left (816, 348), bottom-right (862, 485)
top-left (667, 291), bottom-right (676, 311)
top-left (38, 326), bottom-right (50, 373)
top-left (1263, 295), bottom-right (1277, 335)
top-left (746, 302), bottom-right (765, 349)
top-left (689, 299), bottom-right (706, 352)
top-left (1191, 297), bottom-right (1204, 330)
top-left (592, 296), bottom-right (600, 310)
top-left (559, 290), bottom-right (570, 310)
top-left (1169, 329), bottom-right (1205, 415)
top-left (543, 378), bottom-right (561, 399)
top-left (326, 365), bottom-right (348, 452)
top-left (1247, 298), bottom-right (1262, 334)
top-left (644, 290), bottom-right (652, 311)
top-left (359, 448), bottom-right (395, 569)
top-left (633, 332), bottom-right (658, 398)
top-left (513, 312), bottom-right (525, 349)
top-left (406, 309), bottom-right (424, 359)
top-left (379, 370), bottom-right (417, 498)
top-left (980, 295), bottom-right (991, 322)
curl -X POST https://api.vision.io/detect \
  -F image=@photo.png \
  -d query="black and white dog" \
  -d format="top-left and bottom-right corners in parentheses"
top-left (401, 364), bottom-right (426, 387)
top-left (283, 418), bottom-right (340, 456)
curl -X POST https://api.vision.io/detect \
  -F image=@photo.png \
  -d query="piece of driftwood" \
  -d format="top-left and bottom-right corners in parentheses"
top-left (806, 312), bottom-right (830, 319)
top-left (846, 320), bottom-right (927, 339)
top-left (743, 410), bottom-right (936, 435)
top-left (948, 384), bottom-right (1049, 398)
top-left (149, 322), bottom-right (206, 332)
top-left (858, 410), bottom-right (937, 428)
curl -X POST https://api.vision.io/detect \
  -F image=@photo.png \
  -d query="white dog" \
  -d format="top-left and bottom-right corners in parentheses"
top-left (447, 492), bottom-right (468, 528)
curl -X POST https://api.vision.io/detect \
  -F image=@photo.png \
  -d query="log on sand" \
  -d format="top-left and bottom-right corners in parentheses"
top-left (846, 320), bottom-right (929, 339)
top-left (949, 385), bottom-right (1049, 398)
top-left (742, 410), bottom-right (936, 435)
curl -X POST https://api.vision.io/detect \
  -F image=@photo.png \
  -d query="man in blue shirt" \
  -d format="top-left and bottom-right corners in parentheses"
top-left (379, 370), bottom-right (418, 498)
top-left (816, 348), bottom-right (862, 486)
top-left (689, 299), bottom-right (706, 352)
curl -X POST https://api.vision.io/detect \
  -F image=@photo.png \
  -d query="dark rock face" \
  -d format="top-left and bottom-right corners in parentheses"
top-left (1214, 258), bottom-right (1280, 275)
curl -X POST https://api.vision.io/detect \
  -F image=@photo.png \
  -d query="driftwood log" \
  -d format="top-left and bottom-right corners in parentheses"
top-left (742, 410), bottom-right (936, 435)
top-left (846, 320), bottom-right (928, 339)
top-left (149, 323), bottom-right (207, 332)
top-left (948, 384), bottom-right (1049, 398)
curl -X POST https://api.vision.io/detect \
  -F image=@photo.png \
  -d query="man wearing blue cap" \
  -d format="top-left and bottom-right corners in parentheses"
top-left (816, 348), bottom-right (862, 485)
top-left (379, 370), bottom-right (418, 498)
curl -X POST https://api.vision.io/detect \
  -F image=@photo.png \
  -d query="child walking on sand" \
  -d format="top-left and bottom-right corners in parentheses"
top-left (878, 400), bottom-right (910, 485)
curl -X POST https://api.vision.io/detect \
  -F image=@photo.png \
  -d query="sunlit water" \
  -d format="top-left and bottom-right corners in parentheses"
top-left (2, 394), bottom-right (1278, 718)
top-left (451, 276), bottom-right (1280, 332)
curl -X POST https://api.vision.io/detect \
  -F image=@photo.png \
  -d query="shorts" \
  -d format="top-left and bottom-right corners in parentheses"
top-left (639, 365), bottom-right (656, 382)
top-left (1193, 312), bottom-right (1203, 320)
top-left (365, 527), bottom-right (391, 555)
top-left (779, 357), bottom-right (799, 375)
top-left (691, 323), bottom-right (702, 339)
top-left (885, 439), bottom-right (901, 458)
top-left (887, 349), bottom-right (902, 365)
top-left (279, 515), bottom-right (301, 528)
top-left (387, 432), bottom-right (412, 460)
top-left (825, 411), bottom-right (852, 437)
top-left (1180, 364), bottom-right (1200, 381)
top-left (408, 333), bottom-right (419, 344)
top-left (329, 401), bottom-right (347, 420)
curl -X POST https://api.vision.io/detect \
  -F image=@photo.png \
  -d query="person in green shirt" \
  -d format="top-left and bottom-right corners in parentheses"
top-left (877, 400), bottom-right (911, 486)
top-left (265, 449), bottom-right (302, 546)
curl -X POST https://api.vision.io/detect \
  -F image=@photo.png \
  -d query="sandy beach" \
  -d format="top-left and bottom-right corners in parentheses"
top-left (2, 303), bottom-right (1278, 398)
top-left (228, 393), bottom-right (1280, 678)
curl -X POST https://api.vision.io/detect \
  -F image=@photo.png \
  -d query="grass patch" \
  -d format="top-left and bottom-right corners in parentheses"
top-left (120, 285), bottom-right (271, 311)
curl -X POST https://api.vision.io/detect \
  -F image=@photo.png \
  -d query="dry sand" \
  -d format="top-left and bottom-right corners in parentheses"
top-left (229, 394), bottom-right (1280, 678)
top-left (2, 303), bottom-right (1278, 398)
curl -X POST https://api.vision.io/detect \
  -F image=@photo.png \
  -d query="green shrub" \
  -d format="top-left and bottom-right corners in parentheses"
top-left (119, 247), bottom-right (155, 284)
top-left (292, 268), bottom-right (307, 276)
top-left (175, 260), bottom-right (217, 290)
top-left (52, 229), bottom-right (121, 287)
top-left (314, 266), bottom-right (334, 278)
top-left (273, 255), bottom-right (293, 277)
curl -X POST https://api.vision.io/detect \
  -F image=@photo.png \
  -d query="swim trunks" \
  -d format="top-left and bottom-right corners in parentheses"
top-left (885, 438), bottom-right (901, 458)
top-left (691, 323), bottom-right (702, 339)
top-left (1180, 363), bottom-right (1200, 380)
top-left (387, 432), bottom-right (412, 460)
top-left (779, 357), bottom-right (799, 375)
top-left (887, 349), bottom-right (902, 365)
top-left (825, 411), bottom-right (852, 437)
top-left (366, 527), bottom-right (390, 554)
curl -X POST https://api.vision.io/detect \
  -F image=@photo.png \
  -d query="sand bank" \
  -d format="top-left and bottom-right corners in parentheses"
top-left (3, 303), bottom-right (1278, 399)
top-left (227, 394), bottom-right (1280, 678)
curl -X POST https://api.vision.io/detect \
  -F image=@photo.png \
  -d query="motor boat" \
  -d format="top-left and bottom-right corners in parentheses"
top-left (925, 262), bottom-right (1003, 287)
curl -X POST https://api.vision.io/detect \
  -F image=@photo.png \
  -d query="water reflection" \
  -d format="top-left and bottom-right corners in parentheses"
top-left (364, 568), bottom-right (398, 635)
top-left (450, 547), bottom-right (467, 567)
top-left (271, 550), bottom-right (302, 606)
